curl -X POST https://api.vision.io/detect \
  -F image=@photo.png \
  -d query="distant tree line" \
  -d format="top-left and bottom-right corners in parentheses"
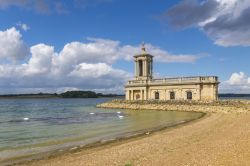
top-left (60, 91), bottom-right (98, 98)
top-left (0, 91), bottom-right (124, 99)
top-left (219, 93), bottom-right (250, 97)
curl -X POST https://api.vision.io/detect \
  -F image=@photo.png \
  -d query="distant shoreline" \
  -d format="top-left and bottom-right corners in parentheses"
top-left (0, 91), bottom-right (124, 99)
top-left (0, 95), bottom-right (60, 99)
top-left (0, 96), bottom-right (123, 99)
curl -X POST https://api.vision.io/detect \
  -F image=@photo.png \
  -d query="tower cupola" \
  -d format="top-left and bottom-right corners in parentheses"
top-left (134, 43), bottom-right (153, 80)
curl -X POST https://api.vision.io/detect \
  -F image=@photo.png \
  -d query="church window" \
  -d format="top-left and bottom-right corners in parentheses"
top-left (155, 92), bottom-right (159, 100)
top-left (187, 91), bottom-right (192, 100)
top-left (170, 91), bottom-right (175, 100)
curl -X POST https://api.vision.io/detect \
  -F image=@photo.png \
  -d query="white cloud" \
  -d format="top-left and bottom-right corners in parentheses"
top-left (58, 38), bottom-right (119, 64)
top-left (0, 27), bottom-right (203, 94)
top-left (220, 72), bottom-right (250, 93)
top-left (227, 72), bottom-right (248, 85)
top-left (118, 43), bottom-right (202, 63)
top-left (145, 44), bottom-right (202, 63)
top-left (53, 38), bottom-right (200, 76)
top-left (69, 63), bottom-right (129, 78)
top-left (0, 37), bottom-right (130, 93)
top-left (17, 23), bottom-right (30, 31)
top-left (0, 27), bottom-right (28, 63)
top-left (165, 0), bottom-right (250, 47)
top-left (22, 44), bottom-right (56, 76)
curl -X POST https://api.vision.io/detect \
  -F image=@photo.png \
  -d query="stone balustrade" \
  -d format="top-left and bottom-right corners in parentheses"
top-left (126, 76), bottom-right (218, 86)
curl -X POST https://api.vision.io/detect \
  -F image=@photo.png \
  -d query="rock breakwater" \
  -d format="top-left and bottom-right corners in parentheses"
top-left (97, 99), bottom-right (250, 114)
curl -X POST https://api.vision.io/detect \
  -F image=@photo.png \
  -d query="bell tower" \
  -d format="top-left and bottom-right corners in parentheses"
top-left (134, 43), bottom-right (153, 80)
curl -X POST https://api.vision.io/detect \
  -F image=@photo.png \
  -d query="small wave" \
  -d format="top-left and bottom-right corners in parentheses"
top-left (89, 112), bottom-right (95, 115)
top-left (23, 117), bottom-right (29, 121)
top-left (118, 115), bottom-right (124, 119)
top-left (117, 111), bottom-right (121, 114)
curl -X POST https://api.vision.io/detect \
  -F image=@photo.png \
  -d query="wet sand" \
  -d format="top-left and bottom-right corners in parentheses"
top-left (19, 112), bottom-right (250, 166)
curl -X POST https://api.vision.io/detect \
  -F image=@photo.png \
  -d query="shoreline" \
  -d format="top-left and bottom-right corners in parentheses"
top-left (3, 111), bottom-right (206, 166)
top-left (10, 100), bottom-right (250, 165)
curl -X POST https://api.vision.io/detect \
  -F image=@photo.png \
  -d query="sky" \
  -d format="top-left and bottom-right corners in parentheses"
top-left (0, 0), bottom-right (250, 94)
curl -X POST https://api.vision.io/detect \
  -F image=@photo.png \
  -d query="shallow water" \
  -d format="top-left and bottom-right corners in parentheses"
top-left (0, 98), bottom-right (203, 164)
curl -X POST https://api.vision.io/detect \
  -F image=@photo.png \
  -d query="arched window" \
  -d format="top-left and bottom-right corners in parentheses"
top-left (187, 91), bottom-right (192, 100)
top-left (138, 60), bottom-right (143, 76)
top-left (136, 94), bottom-right (140, 100)
top-left (170, 91), bottom-right (175, 100)
top-left (155, 92), bottom-right (159, 100)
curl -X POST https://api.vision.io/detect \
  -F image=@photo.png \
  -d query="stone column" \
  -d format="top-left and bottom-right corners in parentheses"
top-left (131, 90), bottom-right (134, 100)
top-left (213, 84), bottom-right (217, 100)
top-left (197, 85), bottom-right (201, 100)
top-left (143, 90), bottom-right (145, 100)
top-left (144, 88), bottom-right (147, 100)
top-left (129, 90), bottom-right (131, 100)
top-left (135, 60), bottom-right (138, 78)
top-left (143, 60), bottom-right (145, 77)
top-left (125, 90), bottom-right (128, 100)
top-left (150, 59), bottom-right (153, 78)
top-left (148, 60), bottom-right (150, 76)
top-left (140, 90), bottom-right (143, 100)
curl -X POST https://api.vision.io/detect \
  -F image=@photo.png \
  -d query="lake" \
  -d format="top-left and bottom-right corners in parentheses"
top-left (0, 98), bottom-right (203, 165)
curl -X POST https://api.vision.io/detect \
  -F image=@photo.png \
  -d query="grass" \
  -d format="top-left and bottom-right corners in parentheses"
top-left (124, 161), bottom-right (132, 166)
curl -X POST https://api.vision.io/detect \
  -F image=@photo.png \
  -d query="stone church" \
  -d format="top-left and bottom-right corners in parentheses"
top-left (125, 44), bottom-right (219, 101)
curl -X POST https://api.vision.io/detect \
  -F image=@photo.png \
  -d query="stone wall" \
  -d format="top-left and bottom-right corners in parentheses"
top-left (97, 99), bottom-right (250, 114)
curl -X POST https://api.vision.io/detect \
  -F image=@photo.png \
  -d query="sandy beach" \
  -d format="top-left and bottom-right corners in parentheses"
top-left (19, 108), bottom-right (250, 166)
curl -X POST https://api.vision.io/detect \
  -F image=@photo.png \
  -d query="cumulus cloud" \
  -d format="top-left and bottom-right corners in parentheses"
top-left (165, 0), bottom-right (219, 29)
top-left (144, 44), bottom-right (204, 63)
top-left (54, 37), bottom-right (200, 74)
top-left (227, 72), bottom-right (248, 85)
top-left (0, 26), bottom-right (204, 94)
top-left (23, 44), bottom-right (56, 76)
top-left (0, 33), bottom-right (130, 93)
top-left (220, 72), bottom-right (250, 93)
top-left (0, 27), bottom-right (28, 63)
top-left (69, 63), bottom-right (128, 78)
top-left (68, 63), bottom-right (130, 89)
top-left (164, 0), bottom-right (250, 47)
top-left (118, 43), bottom-right (203, 63)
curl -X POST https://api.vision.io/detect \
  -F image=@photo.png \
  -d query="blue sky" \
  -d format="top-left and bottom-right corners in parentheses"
top-left (0, 0), bottom-right (250, 94)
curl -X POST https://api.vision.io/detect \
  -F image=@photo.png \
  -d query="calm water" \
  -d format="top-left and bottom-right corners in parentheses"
top-left (0, 98), bottom-right (203, 164)
top-left (219, 96), bottom-right (250, 100)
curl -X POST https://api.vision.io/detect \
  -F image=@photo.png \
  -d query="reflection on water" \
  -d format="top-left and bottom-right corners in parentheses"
top-left (0, 98), bottom-right (203, 164)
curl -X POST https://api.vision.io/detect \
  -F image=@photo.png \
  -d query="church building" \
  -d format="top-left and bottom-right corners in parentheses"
top-left (125, 44), bottom-right (219, 101)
